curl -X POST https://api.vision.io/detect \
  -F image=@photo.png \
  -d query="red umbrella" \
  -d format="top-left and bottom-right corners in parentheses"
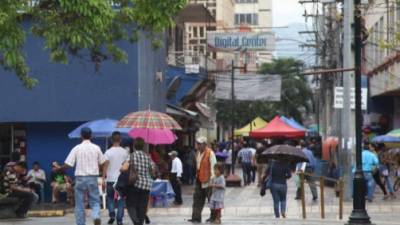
top-left (249, 116), bottom-right (305, 138)
top-left (117, 109), bottom-right (182, 130)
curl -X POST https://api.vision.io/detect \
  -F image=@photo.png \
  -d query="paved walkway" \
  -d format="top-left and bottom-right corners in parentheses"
top-left (2, 171), bottom-right (400, 224)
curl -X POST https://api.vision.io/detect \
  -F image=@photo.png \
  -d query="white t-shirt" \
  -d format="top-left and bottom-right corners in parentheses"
top-left (104, 146), bottom-right (129, 182)
top-left (223, 149), bottom-right (232, 165)
top-left (171, 157), bottom-right (183, 177)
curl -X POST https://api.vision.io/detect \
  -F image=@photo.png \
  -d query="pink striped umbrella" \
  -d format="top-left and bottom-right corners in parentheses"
top-left (128, 128), bottom-right (177, 145)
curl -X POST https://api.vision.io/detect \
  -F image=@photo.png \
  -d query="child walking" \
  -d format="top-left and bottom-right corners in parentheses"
top-left (208, 163), bottom-right (225, 224)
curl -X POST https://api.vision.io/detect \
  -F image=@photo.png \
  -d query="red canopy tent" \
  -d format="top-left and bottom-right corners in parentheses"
top-left (249, 116), bottom-right (306, 138)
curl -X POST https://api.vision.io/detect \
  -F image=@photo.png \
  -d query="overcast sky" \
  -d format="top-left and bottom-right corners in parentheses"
top-left (273, 0), bottom-right (305, 27)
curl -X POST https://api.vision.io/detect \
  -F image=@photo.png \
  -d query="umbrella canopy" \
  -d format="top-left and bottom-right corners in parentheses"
top-left (68, 118), bottom-right (131, 139)
top-left (117, 110), bottom-right (182, 130)
top-left (388, 148), bottom-right (400, 155)
top-left (372, 135), bottom-right (400, 143)
top-left (260, 144), bottom-right (309, 163)
top-left (249, 116), bottom-right (306, 138)
top-left (234, 117), bottom-right (268, 136)
top-left (387, 129), bottom-right (400, 137)
top-left (280, 116), bottom-right (307, 131)
top-left (128, 128), bottom-right (177, 145)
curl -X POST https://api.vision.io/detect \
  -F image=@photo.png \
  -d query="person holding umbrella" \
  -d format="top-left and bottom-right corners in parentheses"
top-left (266, 159), bottom-right (292, 218)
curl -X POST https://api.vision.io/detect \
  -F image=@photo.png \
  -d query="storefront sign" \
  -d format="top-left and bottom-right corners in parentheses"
top-left (215, 74), bottom-right (281, 101)
top-left (334, 87), bottom-right (367, 110)
top-left (207, 32), bottom-right (275, 51)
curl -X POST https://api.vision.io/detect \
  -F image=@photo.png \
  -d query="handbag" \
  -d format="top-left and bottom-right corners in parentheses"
top-left (115, 152), bottom-right (138, 196)
top-left (260, 162), bottom-right (273, 197)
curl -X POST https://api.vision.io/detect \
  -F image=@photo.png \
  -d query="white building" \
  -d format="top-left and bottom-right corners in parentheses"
top-left (363, 1), bottom-right (400, 129)
top-left (234, 0), bottom-right (274, 68)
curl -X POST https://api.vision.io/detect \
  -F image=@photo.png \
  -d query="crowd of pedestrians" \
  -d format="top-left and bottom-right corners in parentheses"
top-left (4, 131), bottom-right (400, 224)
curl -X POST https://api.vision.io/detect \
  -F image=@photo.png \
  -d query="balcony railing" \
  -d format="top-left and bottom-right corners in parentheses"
top-left (167, 51), bottom-right (216, 71)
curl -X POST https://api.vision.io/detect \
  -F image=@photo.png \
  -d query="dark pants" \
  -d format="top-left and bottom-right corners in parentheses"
top-left (270, 183), bottom-right (287, 218)
top-left (191, 180), bottom-right (210, 221)
top-left (184, 164), bottom-right (195, 185)
top-left (9, 191), bottom-right (35, 216)
top-left (241, 163), bottom-right (252, 185)
top-left (126, 187), bottom-right (150, 225)
top-left (251, 165), bottom-right (257, 183)
top-left (224, 164), bottom-right (232, 177)
top-left (170, 173), bottom-right (182, 204)
top-left (373, 170), bottom-right (387, 195)
top-left (296, 171), bottom-right (318, 199)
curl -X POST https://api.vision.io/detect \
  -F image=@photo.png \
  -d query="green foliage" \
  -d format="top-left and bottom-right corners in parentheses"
top-left (216, 58), bottom-right (313, 128)
top-left (0, 0), bottom-right (187, 88)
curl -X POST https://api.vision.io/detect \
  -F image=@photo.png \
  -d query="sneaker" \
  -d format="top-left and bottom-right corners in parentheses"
top-left (212, 219), bottom-right (221, 224)
top-left (391, 194), bottom-right (397, 199)
top-left (94, 218), bottom-right (101, 225)
top-left (312, 197), bottom-right (318, 201)
top-left (281, 213), bottom-right (286, 218)
top-left (108, 218), bottom-right (115, 225)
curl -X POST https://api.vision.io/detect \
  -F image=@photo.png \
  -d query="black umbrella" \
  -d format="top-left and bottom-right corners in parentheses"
top-left (259, 145), bottom-right (309, 164)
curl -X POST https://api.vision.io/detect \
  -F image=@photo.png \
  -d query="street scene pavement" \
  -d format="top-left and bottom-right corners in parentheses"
top-left (2, 173), bottom-right (400, 225)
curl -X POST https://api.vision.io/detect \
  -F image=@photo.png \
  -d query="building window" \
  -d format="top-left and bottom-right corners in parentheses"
top-left (200, 27), bottom-right (204, 38)
top-left (193, 27), bottom-right (198, 38)
top-left (234, 13), bottom-right (259, 25)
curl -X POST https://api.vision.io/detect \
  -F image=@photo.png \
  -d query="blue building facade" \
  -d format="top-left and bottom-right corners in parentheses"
top-left (0, 30), bottom-right (167, 201)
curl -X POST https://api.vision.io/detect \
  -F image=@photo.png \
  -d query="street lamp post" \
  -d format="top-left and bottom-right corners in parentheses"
top-left (346, 1), bottom-right (373, 224)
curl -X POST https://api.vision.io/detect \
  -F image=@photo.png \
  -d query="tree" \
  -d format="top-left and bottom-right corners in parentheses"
top-left (0, 0), bottom-right (187, 88)
top-left (215, 58), bottom-right (313, 128)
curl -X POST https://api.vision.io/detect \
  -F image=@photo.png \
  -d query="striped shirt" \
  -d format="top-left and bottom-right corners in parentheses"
top-left (238, 148), bottom-right (253, 164)
top-left (3, 170), bottom-right (20, 195)
top-left (65, 140), bottom-right (105, 176)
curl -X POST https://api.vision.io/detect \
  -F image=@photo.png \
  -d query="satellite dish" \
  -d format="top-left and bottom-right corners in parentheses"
top-left (167, 76), bottom-right (181, 99)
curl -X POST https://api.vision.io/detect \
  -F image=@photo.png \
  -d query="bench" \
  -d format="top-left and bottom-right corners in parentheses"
top-left (0, 195), bottom-right (20, 219)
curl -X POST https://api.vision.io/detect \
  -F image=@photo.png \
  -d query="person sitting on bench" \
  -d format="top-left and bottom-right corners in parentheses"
top-left (3, 162), bottom-right (36, 218)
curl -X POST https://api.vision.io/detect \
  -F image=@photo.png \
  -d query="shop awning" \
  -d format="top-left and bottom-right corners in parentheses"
top-left (166, 104), bottom-right (198, 120)
top-left (195, 102), bottom-right (211, 118)
top-left (234, 117), bottom-right (268, 136)
top-left (280, 116), bottom-right (307, 131)
top-left (249, 116), bottom-right (306, 138)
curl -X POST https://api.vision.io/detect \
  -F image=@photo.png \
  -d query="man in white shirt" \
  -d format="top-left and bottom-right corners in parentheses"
top-left (102, 132), bottom-right (128, 225)
top-left (58, 127), bottom-right (105, 225)
top-left (169, 150), bottom-right (183, 205)
top-left (27, 161), bottom-right (46, 203)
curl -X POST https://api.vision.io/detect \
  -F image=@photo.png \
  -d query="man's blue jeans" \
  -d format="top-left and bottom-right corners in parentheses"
top-left (270, 182), bottom-right (287, 218)
top-left (364, 172), bottom-right (375, 200)
top-left (107, 182), bottom-right (125, 223)
top-left (74, 176), bottom-right (101, 225)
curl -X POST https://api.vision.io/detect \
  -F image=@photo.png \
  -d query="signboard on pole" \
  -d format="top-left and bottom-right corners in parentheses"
top-left (334, 87), bottom-right (368, 110)
top-left (215, 74), bottom-right (281, 101)
top-left (207, 32), bottom-right (275, 51)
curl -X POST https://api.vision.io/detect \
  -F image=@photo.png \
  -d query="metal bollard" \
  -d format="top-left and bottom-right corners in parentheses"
top-left (320, 176), bottom-right (325, 219)
top-left (300, 172), bottom-right (306, 219)
top-left (339, 178), bottom-right (344, 220)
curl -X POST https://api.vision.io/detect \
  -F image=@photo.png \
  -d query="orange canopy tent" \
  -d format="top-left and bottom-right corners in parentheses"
top-left (249, 116), bottom-right (306, 138)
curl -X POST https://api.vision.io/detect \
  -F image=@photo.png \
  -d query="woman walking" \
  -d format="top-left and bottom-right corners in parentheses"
top-left (267, 160), bottom-right (292, 218)
top-left (378, 144), bottom-right (396, 199)
top-left (120, 138), bottom-right (154, 225)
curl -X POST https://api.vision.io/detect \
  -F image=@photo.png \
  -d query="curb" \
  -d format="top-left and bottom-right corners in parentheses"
top-left (28, 210), bottom-right (65, 217)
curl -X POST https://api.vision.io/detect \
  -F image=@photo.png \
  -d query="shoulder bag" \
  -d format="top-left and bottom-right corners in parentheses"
top-left (115, 152), bottom-right (138, 196)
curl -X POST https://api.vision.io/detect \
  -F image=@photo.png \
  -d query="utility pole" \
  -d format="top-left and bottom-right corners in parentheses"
top-left (341, 0), bottom-right (356, 201)
top-left (346, 0), bottom-right (372, 224)
top-left (230, 59), bottom-right (246, 175)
